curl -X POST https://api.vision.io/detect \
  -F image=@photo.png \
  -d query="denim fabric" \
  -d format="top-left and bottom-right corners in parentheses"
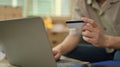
top-left (114, 50), bottom-right (120, 61)
top-left (63, 37), bottom-right (115, 63)
top-left (64, 44), bottom-right (115, 63)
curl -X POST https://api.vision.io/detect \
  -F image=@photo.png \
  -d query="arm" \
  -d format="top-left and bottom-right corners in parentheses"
top-left (53, 34), bottom-right (80, 54)
top-left (105, 35), bottom-right (120, 49)
top-left (52, 33), bottom-right (80, 60)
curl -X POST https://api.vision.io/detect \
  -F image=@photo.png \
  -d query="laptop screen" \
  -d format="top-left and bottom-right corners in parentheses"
top-left (0, 17), bottom-right (57, 67)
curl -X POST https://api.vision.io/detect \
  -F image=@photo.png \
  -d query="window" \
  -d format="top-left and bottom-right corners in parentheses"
top-left (0, 0), bottom-right (71, 17)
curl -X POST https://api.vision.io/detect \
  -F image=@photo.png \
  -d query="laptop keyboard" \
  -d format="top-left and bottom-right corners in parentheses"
top-left (57, 60), bottom-right (82, 67)
top-left (57, 63), bottom-right (75, 67)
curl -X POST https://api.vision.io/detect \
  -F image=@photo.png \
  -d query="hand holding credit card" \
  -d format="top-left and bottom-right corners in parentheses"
top-left (66, 20), bottom-right (85, 29)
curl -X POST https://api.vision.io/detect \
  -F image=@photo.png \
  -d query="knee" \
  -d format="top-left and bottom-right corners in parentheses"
top-left (114, 50), bottom-right (120, 61)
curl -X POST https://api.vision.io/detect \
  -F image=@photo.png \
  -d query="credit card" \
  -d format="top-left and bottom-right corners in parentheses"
top-left (66, 20), bottom-right (85, 29)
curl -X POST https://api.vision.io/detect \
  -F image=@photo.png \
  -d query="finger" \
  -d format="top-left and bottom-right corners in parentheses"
top-left (82, 23), bottom-right (94, 32)
top-left (82, 30), bottom-right (94, 38)
top-left (83, 36), bottom-right (97, 45)
top-left (55, 53), bottom-right (61, 60)
top-left (83, 36), bottom-right (93, 43)
top-left (81, 17), bottom-right (97, 28)
top-left (83, 35), bottom-right (100, 47)
top-left (52, 49), bottom-right (57, 55)
top-left (82, 30), bottom-right (100, 43)
top-left (81, 17), bottom-right (94, 23)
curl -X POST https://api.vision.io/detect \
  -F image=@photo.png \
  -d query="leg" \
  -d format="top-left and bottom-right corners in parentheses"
top-left (64, 44), bottom-right (115, 63)
top-left (114, 50), bottom-right (120, 61)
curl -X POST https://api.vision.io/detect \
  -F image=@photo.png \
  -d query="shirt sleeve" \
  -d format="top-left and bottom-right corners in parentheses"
top-left (69, 28), bottom-right (82, 37)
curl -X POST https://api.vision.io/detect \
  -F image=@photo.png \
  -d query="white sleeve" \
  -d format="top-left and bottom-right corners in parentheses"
top-left (69, 28), bottom-right (82, 37)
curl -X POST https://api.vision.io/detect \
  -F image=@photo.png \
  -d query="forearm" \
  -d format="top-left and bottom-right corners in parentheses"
top-left (105, 35), bottom-right (120, 49)
top-left (54, 34), bottom-right (80, 54)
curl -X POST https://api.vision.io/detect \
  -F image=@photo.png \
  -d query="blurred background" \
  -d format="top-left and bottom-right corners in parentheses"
top-left (0, 0), bottom-right (74, 47)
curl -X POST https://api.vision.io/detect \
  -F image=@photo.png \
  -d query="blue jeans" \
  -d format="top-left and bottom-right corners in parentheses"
top-left (114, 50), bottom-right (120, 61)
top-left (64, 43), bottom-right (115, 63)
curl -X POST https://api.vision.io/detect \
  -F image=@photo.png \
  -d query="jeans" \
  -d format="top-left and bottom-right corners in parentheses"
top-left (114, 50), bottom-right (120, 61)
top-left (64, 44), bottom-right (115, 63)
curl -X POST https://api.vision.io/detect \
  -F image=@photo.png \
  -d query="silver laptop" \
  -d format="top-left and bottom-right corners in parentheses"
top-left (0, 17), bottom-right (83, 67)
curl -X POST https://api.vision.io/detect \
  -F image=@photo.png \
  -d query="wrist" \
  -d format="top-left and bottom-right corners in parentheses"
top-left (104, 35), bottom-right (111, 48)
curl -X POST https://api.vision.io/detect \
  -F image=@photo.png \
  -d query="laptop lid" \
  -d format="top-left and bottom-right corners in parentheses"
top-left (0, 17), bottom-right (57, 67)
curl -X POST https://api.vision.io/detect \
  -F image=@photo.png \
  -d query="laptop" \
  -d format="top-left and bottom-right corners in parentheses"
top-left (0, 17), bottom-right (84, 67)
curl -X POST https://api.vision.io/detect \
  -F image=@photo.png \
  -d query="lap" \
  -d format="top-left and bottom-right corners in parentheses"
top-left (64, 44), bottom-right (115, 63)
